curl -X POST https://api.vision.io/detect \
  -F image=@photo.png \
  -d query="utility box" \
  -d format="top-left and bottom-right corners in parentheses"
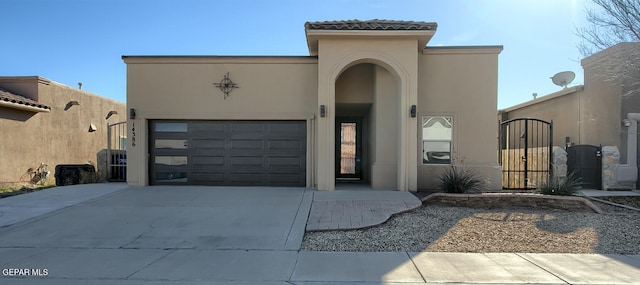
top-left (54, 164), bottom-right (97, 186)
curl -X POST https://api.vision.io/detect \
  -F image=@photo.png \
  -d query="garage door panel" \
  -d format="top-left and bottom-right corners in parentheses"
top-left (230, 173), bottom-right (264, 184)
top-left (192, 139), bottom-right (225, 149)
top-left (267, 139), bottom-right (304, 150)
top-left (192, 172), bottom-right (225, 183)
top-left (229, 139), bottom-right (263, 149)
top-left (230, 156), bottom-right (264, 167)
top-left (229, 122), bottom-right (264, 134)
top-left (192, 156), bottom-right (225, 166)
top-left (150, 120), bottom-right (305, 186)
top-left (268, 156), bottom-right (304, 167)
top-left (192, 121), bottom-right (225, 132)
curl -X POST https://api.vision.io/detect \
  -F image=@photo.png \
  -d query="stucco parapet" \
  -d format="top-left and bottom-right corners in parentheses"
top-left (422, 45), bottom-right (503, 55)
top-left (0, 76), bottom-right (51, 85)
top-left (122, 55), bottom-right (318, 65)
top-left (581, 42), bottom-right (640, 67)
top-left (499, 85), bottom-right (584, 113)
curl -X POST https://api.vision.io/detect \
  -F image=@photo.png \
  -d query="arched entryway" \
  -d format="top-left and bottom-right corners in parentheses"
top-left (334, 63), bottom-right (400, 189)
top-left (316, 50), bottom-right (418, 191)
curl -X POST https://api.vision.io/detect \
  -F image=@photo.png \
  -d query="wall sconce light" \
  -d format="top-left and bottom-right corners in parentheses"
top-left (623, 119), bottom-right (632, 127)
top-left (129, 108), bottom-right (136, 119)
top-left (410, 105), bottom-right (417, 117)
top-left (320, 105), bottom-right (326, 118)
top-left (105, 110), bottom-right (118, 120)
top-left (88, 124), bottom-right (97, 132)
top-left (65, 100), bottom-right (80, 110)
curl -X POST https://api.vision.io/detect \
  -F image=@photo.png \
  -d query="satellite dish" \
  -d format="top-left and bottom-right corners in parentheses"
top-left (551, 71), bottom-right (575, 89)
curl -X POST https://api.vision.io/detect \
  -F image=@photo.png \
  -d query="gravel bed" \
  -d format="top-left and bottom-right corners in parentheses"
top-left (302, 204), bottom-right (640, 254)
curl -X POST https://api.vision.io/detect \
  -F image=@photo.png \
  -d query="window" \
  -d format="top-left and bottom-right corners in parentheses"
top-left (119, 136), bottom-right (127, 150)
top-left (422, 116), bottom-right (452, 164)
top-left (155, 122), bottom-right (188, 132)
top-left (155, 139), bottom-right (188, 149)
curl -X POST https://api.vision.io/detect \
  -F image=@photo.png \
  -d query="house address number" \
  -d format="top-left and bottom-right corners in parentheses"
top-left (131, 122), bottom-right (136, 147)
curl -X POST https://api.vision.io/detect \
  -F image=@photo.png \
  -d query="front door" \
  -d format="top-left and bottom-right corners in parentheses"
top-left (335, 117), bottom-right (363, 180)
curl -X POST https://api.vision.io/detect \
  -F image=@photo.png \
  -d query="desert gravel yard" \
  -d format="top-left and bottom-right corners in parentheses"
top-left (302, 198), bottom-right (640, 254)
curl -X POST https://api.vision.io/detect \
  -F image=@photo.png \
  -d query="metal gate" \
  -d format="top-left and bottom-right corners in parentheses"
top-left (567, 144), bottom-right (602, 189)
top-left (499, 118), bottom-right (553, 190)
top-left (107, 121), bottom-right (127, 182)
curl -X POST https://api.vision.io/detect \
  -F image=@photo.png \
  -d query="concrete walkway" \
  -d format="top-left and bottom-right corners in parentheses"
top-left (0, 184), bottom-right (639, 284)
top-left (306, 190), bottom-right (421, 231)
top-left (580, 189), bottom-right (640, 197)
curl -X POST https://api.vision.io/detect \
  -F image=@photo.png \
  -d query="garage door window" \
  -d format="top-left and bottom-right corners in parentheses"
top-left (155, 156), bottom-right (188, 166)
top-left (156, 172), bottom-right (187, 182)
top-left (155, 122), bottom-right (188, 132)
top-left (155, 139), bottom-right (188, 149)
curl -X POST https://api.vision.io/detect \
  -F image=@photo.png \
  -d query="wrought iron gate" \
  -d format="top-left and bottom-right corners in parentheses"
top-left (499, 118), bottom-right (553, 190)
top-left (107, 121), bottom-right (127, 182)
top-left (567, 144), bottom-right (602, 189)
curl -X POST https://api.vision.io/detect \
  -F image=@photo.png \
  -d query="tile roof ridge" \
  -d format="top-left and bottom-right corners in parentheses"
top-left (305, 19), bottom-right (437, 31)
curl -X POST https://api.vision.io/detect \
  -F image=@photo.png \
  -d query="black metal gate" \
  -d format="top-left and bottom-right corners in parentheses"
top-left (499, 118), bottom-right (553, 190)
top-left (107, 121), bottom-right (127, 182)
top-left (567, 144), bottom-right (602, 189)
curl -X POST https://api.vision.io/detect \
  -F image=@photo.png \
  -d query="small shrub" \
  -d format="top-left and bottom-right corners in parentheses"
top-left (536, 172), bottom-right (581, 196)
top-left (438, 165), bottom-right (482, 193)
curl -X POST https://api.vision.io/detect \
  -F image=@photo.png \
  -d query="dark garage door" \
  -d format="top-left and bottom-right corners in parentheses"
top-left (149, 120), bottom-right (306, 186)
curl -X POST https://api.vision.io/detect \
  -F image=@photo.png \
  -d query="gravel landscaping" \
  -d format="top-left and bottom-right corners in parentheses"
top-left (302, 196), bottom-right (640, 254)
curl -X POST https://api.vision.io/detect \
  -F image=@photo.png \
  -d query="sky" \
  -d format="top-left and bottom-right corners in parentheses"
top-left (2, 0), bottom-right (591, 109)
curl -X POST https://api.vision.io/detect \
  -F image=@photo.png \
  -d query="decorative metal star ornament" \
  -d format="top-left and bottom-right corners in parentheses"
top-left (214, 72), bottom-right (239, 99)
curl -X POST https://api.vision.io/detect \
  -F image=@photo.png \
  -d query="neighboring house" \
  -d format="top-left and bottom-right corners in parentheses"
top-left (0, 76), bottom-right (127, 186)
top-left (123, 20), bottom-right (503, 191)
top-left (499, 43), bottom-right (640, 189)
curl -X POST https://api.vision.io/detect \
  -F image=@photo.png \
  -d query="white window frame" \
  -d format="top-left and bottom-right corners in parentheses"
top-left (422, 116), bottom-right (453, 165)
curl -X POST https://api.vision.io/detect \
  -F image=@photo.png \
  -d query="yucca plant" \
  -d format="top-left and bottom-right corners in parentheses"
top-left (536, 171), bottom-right (582, 196)
top-left (438, 165), bottom-right (482, 193)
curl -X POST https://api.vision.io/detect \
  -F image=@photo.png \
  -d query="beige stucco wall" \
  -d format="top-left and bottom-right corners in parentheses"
top-left (417, 47), bottom-right (503, 190)
top-left (124, 39), bottom-right (502, 191)
top-left (123, 56), bottom-right (319, 186)
top-left (371, 65), bottom-right (400, 189)
top-left (0, 76), bottom-right (126, 186)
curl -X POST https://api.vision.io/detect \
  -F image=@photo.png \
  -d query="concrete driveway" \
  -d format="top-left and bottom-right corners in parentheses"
top-left (0, 186), bottom-right (312, 251)
top-left (3, 184), bottom-right (639, 284)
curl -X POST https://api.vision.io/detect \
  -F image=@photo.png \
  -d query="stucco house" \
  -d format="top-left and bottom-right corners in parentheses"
top-left (499, 43), bottom-right (640, 189)
top-left (123, 20), bottom-right (503, 191)
top-left (0, 76), bottom-right (127, 186)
